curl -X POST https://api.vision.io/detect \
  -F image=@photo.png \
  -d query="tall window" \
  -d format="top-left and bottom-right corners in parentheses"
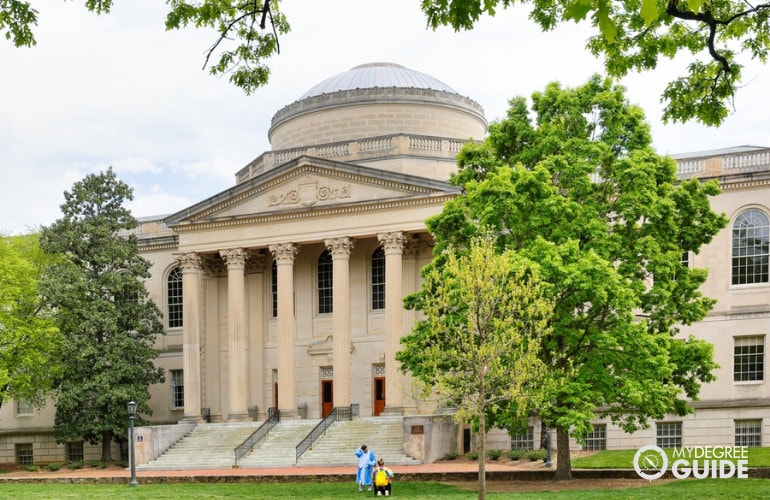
top-left (371, 247), bottom-right (385, 310)
top-left (656, 422), bottom-right (682, 448)
top-left (585, 424), bottom-right (607, 451)
top-left (171, 369), bottom-right (184, 408)
top-left (271, 261), bottom-right (278, 318)
top-left (734, 335), bottom-right (764, 382)
top-left (318, 250), bottom-right (333, 314)
top-left (735, 419), bottom-right (762, 447)
top-left (167, 267), bottom-right (183, 328)
top-left (732, 209), bottom-right (770, 285)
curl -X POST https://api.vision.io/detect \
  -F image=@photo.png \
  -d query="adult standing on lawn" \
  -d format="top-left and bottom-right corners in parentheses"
top-left (355, 444), bottom-right (376, 492)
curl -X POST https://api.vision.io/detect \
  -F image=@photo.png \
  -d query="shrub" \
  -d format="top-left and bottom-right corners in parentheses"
top-left (88, 460), bottom-right (107, 469)
top-left (466, 451), bottom-right (479, 461)
top-left (443, 452), bottom-right (459, 460)
top-left (527, 449), bottom-right (547, 462)
top-left (487, 449), bottom-right (503, 461)
top-left (22, 465), bottom-right (40, 472)
top-left (46, 463), bottom-right (64, 471)
top-left (508, 449), bottom-right (526, 460)
top-left (115, 460), bottom-right (128, 468)
top-left (67, 461), bottom-right (84, 470)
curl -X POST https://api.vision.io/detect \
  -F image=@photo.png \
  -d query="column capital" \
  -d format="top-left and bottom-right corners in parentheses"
top-left (324, 237), bottom-right (354, 259)
top-left (377, 231), bottom-right (406, 253)
top-left (176, 252), bottom-right (202, 272)
top-left (220, 247), bottom-right (248, 269)
top-left (269, 242), bottom-right (297, 265)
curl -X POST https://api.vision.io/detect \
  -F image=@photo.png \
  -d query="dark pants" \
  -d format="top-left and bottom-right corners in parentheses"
top-left (374, 484), bottom-right (391, 495)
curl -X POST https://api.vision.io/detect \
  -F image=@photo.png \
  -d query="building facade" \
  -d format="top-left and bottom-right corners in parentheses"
top-left (1, 63), bottom-right (769, 464)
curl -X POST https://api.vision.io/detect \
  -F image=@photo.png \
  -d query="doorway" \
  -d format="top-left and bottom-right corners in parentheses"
top-left (373, 377), bottom-right (385, 416)
top-left (321, 380), bottom-right (334, 417)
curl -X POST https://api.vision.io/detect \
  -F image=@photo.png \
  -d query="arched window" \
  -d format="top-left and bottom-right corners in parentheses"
top-left (732, 209), bottom-right (770, 285)
top-left (271, 261), bottom-right (278, 318)
top-left (371, 246), bottom-right (385, 310)
top-left (167, 267), bottom-right (183, 328)
top-left (318, 249), bottom-right (333, 314)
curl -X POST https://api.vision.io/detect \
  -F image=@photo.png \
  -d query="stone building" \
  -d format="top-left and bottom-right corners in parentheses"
top-left (1, 63), bottom-right (769, 465)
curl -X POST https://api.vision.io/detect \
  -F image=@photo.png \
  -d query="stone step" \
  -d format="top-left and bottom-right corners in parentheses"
top-left (139, 416), bottom-right (421, 470)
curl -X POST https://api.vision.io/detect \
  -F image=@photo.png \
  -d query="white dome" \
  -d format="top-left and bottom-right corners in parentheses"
top-left (300, 63), bottom-right (457, 99)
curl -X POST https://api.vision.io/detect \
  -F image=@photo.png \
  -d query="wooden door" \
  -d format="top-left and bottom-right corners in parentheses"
top-left (373, 377), bottom-right (385, 416)
top-left (321, 380), bottom-right (334, 417)
top-left (273, 382), bottom-right (278, 412)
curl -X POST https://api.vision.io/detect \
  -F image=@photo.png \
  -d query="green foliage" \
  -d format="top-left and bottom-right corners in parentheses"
top-left (21, 465), bottom-right (39, 472)
top-left (39, 168), bottom-right (165, 462)
top-left (487, 449), bottom-right (503, 460)
top-left (398, 234), bottom-right (553, 495)
top-left (66, 461), bottom-right (84, 469)
top-left (423, 75), bottom-right (727, 479)
top-left (45, 462), bottom-right (63, 471)
top-left (420, 0), bottom-right (770, 125)
top-left (466, 451), bottom-right (479, 460)
top-left (88, 460), bottom-right (107, 468)
top-left (0, 233), bottom-right (62, 410)
top-left (526, 449), bottom-right (547, 461)
top-left (508, 448), bottom-right (526, 460)
top-left (2, 1), bottom-right (289, 94)
top-left (444, 451), bottom-right (460, 460)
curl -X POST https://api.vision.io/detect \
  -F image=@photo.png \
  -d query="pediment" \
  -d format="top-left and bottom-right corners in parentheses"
top-left (167, 156), bottom-right (457, 225)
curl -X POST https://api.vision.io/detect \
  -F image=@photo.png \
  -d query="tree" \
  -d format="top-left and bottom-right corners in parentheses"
top-left (398, 235), bottom-right (551, 499)
top-left (39, 168), bottom-right (165, 462)
top-left (420, 0), bottom-right (770, 126)
top-left (1, 0), bottom-right (289, 94)
top-left (0, 233), bottom-right (62, 411)
top-left (425, 75), bottom-right (728, 480)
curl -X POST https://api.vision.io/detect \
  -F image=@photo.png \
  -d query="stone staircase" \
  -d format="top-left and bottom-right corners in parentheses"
top-left (298, 416), bottom-right (421, 467)
top-left (235, 419), bottom-right (321, 467)
top-left (139, 421), bottom-right (263, 470)
top-left (138, 416), bottom-right (421, 470)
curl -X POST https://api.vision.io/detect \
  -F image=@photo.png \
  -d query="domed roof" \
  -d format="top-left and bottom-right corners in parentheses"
top-left (300, 62), bottom-right (457, 99)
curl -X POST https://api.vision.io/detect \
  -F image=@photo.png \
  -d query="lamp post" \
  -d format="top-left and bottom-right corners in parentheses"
top-left (545, 427), bottom-right (553, 468)
top-left (127, 400), bottom-right (138, 487)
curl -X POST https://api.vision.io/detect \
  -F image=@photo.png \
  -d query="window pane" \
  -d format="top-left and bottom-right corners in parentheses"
top-left (371, 247), bottom-right (385, 310)
top-left (510, 427), bottom-right (534, 450)
top-left (735, 419), bottom-right (762, 447)
top-left (167, 267), bottom-right (183, 328)
top-left (171, 369), bottom-right (184, 408)
top-left (271, 261), bottom-right (278, 318)
top-left (734, 336), bottom-right (765, 382)
top-left (656, 422), bottom-right (682, 448)
top-left (318, 250), bottom-right (333, 314)
top-left (585, 424), bottom-right (607, 451)
top-left (732, 210), bottom-right (770, 285)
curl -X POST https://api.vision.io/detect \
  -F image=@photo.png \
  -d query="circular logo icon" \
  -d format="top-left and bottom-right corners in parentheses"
top-left (633, 445), bottom-right (668, 480)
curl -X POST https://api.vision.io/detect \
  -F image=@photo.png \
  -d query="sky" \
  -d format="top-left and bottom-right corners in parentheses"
top-left (2, 0), bottom-right (769, 234)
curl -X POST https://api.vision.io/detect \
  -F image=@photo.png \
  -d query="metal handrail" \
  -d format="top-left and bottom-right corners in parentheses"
top-left (295, 406), bottom-right (353, 463)
top-left (234, 408), bottom-right (280, 464)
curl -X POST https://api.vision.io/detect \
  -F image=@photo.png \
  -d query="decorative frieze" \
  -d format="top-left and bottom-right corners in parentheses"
top-left (268, 181), bottom-right (351, 207)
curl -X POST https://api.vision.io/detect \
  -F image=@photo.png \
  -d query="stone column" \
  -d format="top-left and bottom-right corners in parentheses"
top-left (325, 237), bottom-right (354, 408)
top-left (378, 232), bottom-right (406, 415)
top-left (177, 253), bottom-right (204, 423)
top-left (269, 243), bottom-right (298, 419)
top-left (221, 248), bottom-right (249, 422)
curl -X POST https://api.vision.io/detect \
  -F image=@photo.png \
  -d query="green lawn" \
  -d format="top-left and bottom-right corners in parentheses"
top-left (572, 447), bottom-right (770, 469)
top-left (0, 479), bottom-right (769, 499)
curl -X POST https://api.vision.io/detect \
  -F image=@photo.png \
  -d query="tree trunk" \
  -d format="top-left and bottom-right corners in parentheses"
top-left (477, 412), bottom-right (487, 500)
top-left (101, 430), bottom-right (113, 462)
top-left (552, 425), bottom-right (572, 480)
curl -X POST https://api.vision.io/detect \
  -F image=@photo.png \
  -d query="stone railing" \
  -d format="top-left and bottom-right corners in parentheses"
top-left (236, 133), bottom-right (473, 184)
top-left (676, 148), bottom-right (770, 178)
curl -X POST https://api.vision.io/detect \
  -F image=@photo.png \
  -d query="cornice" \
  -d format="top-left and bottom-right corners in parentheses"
top-left (172, 193), bottom-right (456, 233)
